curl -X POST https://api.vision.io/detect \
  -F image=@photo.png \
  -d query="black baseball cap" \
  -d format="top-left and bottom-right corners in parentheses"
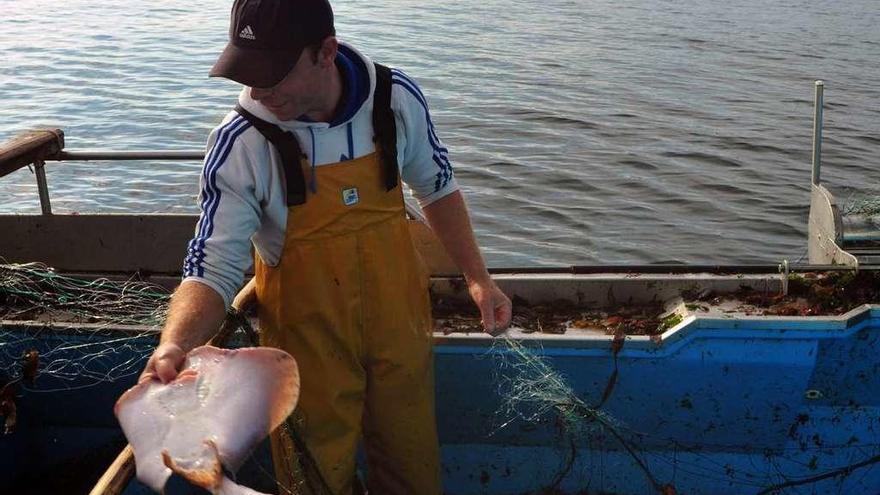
top-left (210, 0), bottom-right (335, 88)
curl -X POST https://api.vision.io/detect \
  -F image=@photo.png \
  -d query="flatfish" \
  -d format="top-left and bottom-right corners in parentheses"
top-left (115, 346), bottom-right (299, 494)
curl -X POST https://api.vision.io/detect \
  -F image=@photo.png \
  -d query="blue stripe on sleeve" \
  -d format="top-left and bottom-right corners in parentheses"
top-left (183, 116), bottom-right (251, 277)
top-left (390, 69), bottom-right (454, 192)
top-left (390, 70), bottom-right (449, 153)
top-left (184, 116), bottom-right (244, 275)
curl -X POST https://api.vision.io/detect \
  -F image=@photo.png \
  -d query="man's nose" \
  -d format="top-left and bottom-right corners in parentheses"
top-left (250, 86), bottom-right (273, 101)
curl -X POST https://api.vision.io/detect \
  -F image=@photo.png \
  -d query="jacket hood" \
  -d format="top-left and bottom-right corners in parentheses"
top-left (236, 41), bottom-right (376, 132)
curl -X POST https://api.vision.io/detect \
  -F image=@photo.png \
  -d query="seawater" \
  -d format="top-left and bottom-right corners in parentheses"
top-left (1, 0), bottom-right (878, 266)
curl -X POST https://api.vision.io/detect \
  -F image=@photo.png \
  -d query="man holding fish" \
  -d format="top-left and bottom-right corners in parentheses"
top-left (137, 0), bottom-right (512, 493)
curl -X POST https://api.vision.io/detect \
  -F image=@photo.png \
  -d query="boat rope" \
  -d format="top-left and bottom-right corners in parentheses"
top-left (756, 452), bottom-right (880, 495)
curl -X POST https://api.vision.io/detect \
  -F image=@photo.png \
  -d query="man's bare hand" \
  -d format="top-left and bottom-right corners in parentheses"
top-left (140, 281), bottom-right (228, 384)
top-left (139, 342), bottom-right (186, 384)
top-left (468, 279), bottom-right (512, 336)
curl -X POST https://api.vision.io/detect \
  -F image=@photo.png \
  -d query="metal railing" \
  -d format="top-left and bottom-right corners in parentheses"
top-left (30, 150), bottom-right (204, 215)
top-left (18, 147), bottom-right (428, 222)
top-left (50, 150), bottom-right (205, 161)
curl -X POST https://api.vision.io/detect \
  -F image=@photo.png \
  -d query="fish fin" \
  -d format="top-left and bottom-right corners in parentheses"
top-left (162, 440), bottom-right (223, 491)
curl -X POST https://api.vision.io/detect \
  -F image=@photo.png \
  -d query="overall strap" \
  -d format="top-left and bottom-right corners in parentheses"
top-left (233, 104), bottom-right (307, 206)
top-left (372, 62), bottom-right (399, 191)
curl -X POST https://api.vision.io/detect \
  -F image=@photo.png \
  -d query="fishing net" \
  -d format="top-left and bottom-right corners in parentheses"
top-left (494, 337), bottom-right (617, 436)
top-left (839, 191), bottom-right (880, 248)
top-left (841, 190), bottom-right (880, 217)
top-left (0, 262), bottom-right (332, 495)
top-left (0, 262), bottom-right (168, 493)
top-left (489, 333), bottom-right (880, 495)
top-left (0, 262), bottom-right (168, 396)
top-left (491, 336), bottom-right (677, 494)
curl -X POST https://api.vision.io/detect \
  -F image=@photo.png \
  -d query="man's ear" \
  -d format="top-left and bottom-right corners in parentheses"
top-left (316, 36), bottom-right (338, 68)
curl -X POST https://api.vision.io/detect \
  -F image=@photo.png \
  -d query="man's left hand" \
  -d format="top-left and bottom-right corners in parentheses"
top-left (467, 279), bottom-right (512, 336)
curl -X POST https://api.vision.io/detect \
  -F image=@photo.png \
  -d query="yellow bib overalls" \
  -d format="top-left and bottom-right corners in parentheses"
top-left (254, 149), bottom-right (441, 495)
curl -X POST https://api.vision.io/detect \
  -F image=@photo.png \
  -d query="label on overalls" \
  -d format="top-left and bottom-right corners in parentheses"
top-left (342, 187), bottom-right (359, 206)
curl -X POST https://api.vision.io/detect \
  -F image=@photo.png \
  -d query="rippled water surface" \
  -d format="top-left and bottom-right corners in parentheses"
top-left (1, 0), bottom-right (878, 266)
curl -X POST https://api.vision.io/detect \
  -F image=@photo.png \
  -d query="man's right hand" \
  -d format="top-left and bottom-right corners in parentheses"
top-left (139, 281), bottom-right (229, 384)
top-left (139, 342), bottom-right (187, 384)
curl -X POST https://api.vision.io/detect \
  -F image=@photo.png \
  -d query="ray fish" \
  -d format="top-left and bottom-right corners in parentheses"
top-left (115, 346), bottom-right (300, 495)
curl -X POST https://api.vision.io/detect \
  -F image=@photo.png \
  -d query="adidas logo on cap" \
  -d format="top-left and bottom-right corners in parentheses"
top-left (239, 25), bottom-right (256, 40)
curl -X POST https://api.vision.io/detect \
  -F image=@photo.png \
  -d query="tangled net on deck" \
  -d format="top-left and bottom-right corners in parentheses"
top-left (0, 262), bottom-right (303, 494)
top-left (0, 262), bottom-right (169, 395)
top-left (0, 262), bottom-right (169, 325)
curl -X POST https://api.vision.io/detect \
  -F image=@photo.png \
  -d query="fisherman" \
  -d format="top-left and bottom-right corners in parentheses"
top-left (139, 0), bottom-right (512, 493)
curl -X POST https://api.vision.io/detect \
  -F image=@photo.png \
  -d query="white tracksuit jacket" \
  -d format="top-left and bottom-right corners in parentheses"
top-left (181, 43), bottom-right (458, 306)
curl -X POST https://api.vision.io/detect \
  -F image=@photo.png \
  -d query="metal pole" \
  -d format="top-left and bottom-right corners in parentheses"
top-left (50, 150), bottom-right (205, 161)
top-left (811, 80), bottom-right (824, 186)
top-left (33, 158), bottom-right (52, 215)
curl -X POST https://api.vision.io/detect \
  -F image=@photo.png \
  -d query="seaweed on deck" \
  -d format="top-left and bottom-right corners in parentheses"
top-left (435, 271), bottom-right (880, 337)
top-left (686, 271), bottom-right (880, 317)
top-left (434, 295), bottom-right (668, 336)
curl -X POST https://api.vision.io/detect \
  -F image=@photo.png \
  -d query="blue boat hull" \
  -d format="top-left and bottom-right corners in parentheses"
top-left (436, 307), bottom-right (880, 494)
top-left (3, 307), bottom-right (880, 494)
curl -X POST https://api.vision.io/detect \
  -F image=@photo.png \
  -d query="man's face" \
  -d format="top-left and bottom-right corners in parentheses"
top-left (250, 49), bottom-right (321, 121)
